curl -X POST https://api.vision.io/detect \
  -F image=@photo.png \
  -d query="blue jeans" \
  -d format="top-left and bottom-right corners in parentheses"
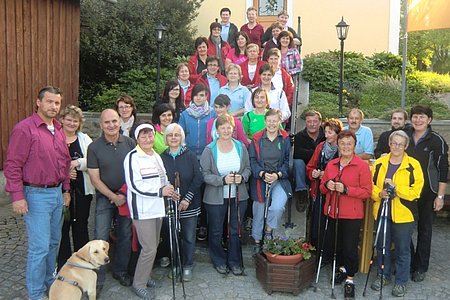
top-left (293, 159), bottom-right (308, 191)
top-left (24, 186), bottom-right (63, 300)
top-left (95, 193), bottom-right (132, 286)
top-left (180, 216), bottom-right (198, 269)
top-left (205, 198), bottom-right (247, 268)
top-left (376, 218), bottom-right (414, 284)
top-left (251, 182), bottom-right (288, 241)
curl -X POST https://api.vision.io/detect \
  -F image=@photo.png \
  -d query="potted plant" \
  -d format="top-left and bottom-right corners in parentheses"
top-left (263, 237), bottom-right (315, 264)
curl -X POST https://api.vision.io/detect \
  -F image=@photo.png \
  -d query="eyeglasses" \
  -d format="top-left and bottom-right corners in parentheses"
top-left (118, 105), bottom-right (132, 110)
top-left (167, 133), bottom-right (182, 138)
top-left (390, 142), bottom-right (405, 148)
top-left (171, 88), bottom-right (180, 92)
top-left (207, 64), bottom-right (219, 67)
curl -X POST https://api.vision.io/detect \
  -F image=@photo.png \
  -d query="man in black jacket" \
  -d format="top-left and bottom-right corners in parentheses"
top-left (375, 108), bottom-right (409, 158)
top-left (293, 111), bottom-right (325, 212)
top-left (406, 105), bottom-right (448, 283)
top-left (219, 7), bottom-right (238, 48)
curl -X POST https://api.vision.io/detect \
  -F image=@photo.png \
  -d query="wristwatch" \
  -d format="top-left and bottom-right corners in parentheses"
top-left (437, 194), bottom-right (444, 200)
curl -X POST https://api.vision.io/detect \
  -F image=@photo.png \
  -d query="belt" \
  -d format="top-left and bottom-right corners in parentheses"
top-left (23, 182), bottom-right (61, 188)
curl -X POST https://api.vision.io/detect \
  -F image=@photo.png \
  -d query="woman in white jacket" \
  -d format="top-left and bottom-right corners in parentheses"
top-left (124, 123), bottom-right (180, 299)
top-left (58, 105), bottom-right (95, 269)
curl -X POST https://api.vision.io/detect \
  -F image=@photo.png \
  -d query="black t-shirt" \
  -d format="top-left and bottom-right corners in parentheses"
top-left (69, 138), bottom-right (85, 195)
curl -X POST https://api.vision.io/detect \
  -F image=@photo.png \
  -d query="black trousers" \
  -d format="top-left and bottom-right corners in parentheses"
top-left (324, 218), bottom-right (362, 277)
top-left (58, 193), bottom-right (92, 270)
top-left (411, 188), bottom-right (435, 273)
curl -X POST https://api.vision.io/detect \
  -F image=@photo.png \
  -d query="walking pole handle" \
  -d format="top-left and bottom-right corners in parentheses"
top-left (174, 172), bottom-right (180, 193)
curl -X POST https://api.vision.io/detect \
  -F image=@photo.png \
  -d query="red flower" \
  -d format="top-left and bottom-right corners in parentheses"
top-left (302, 243), bottom-right (310, 250)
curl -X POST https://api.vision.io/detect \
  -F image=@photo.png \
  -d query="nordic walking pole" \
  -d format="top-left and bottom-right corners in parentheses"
top-left (314, 198), bottom-right (332, 292)
top-left (234, 172), bottom-right (246, 276)
top-left (262, 178), bottom-right (272, 243)
top-left (379, 197), bottom-right (389, 300)
top-left (174, 172), bottom-right (186, 298)
top-left (330, 191), bottom-right (341, 299)
top-left (362, 196), bottom-right (388, 297)
top-left (227, 172), bottom-right (232, 241)
top-left (166, 195), bottom-right (176, 299)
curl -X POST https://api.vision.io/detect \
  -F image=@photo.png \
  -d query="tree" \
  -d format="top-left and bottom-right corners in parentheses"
top-left (79, 0), bottom-right (203, 109)
top-left (400, 0), bottom-right (450, 74)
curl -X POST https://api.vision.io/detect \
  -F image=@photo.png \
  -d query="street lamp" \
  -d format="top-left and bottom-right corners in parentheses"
top-left (155, 23), bottom-right (166, 103)
top-left (335, 17), bottom-right (349, 117)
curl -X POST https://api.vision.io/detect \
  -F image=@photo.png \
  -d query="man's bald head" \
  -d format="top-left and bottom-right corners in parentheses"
top-left (100, 108), bottom-right (121, 138)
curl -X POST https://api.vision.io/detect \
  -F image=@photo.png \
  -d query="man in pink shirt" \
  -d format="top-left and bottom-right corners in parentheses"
top-left (4, 86), bottom-right (71, 300)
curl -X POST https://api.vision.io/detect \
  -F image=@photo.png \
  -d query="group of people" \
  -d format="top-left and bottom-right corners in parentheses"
top-left (3, 8), bottom-right (448, 300)
top-left (293, 107), bottom-right (448, 298)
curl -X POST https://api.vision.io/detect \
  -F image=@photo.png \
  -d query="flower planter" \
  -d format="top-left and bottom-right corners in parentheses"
top-left (255, 252), bottom-right (315, 295)
top-left (264, 252), bottom-right (303, 264)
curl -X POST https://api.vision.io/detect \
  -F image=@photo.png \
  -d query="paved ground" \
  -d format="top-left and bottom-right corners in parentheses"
top-left (1, 195), bottom-right (450, 300)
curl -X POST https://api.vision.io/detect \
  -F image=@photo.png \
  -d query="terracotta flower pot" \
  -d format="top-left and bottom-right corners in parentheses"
top-left (264, 252), bottom-right (304, 265)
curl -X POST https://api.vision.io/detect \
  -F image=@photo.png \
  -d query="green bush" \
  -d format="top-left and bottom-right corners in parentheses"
top-left (304, 91), bottom-right (342, 120)
top-left (302, 51), bottom-right (379, 94)
top-left (88, 66), bottom-right (175, 113)
top-left (410, 71), bottom-right (450, 93)
top-left (368, 52), bottom-right (413, 78)
top-left (353, 77), bottom-right (450, 119)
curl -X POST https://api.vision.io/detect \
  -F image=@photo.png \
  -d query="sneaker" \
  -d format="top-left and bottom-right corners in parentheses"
top-left (112, 272), bottom-right (133, 287)
top-left (392, 284), bottom-right (407, 297)
top-left (197, 226), bottom-right (207, 241)
top-left (252, 243), bottom-right (262, 257)
top-left (147, 279), bottom-right (161, 288)
top-left (371, 274), bottom-right (391, 291)
top-left (245, 217), bottom-right (252, 231)
top-left (331, 269), bottom-right (347, 285)
top-left (295, 190), bottom-right (308, 212)
top-left (132, 286), bottom-right (153, 300)
top-left (230, 266), bottom-right (243, 275)
top-left (412, 271), bottom-right (426, 282)
top-left (159, 257), bottom-right (170, 268)
top-left (183, 269), bottom-right (193, 282)
top-left (215, 265), bottom-right (228, 274)
top-left (344, 282), bottom-right (355, 299)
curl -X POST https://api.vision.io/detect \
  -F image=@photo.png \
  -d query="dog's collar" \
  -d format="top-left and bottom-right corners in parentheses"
top-left (56, 275), bottom-right (84, 294)
top-left (66, 261), bottom-right (98, 270)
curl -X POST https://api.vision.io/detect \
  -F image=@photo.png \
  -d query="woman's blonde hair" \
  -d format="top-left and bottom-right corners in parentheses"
top-left (60, 105), bottom-right (84, 132)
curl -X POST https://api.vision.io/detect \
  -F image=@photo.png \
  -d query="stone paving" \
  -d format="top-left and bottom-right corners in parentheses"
top-left (1, 196), bottom-right (450, 299)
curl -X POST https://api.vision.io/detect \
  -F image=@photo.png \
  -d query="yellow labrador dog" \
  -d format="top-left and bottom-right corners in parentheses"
top-left (49, 240), bottom-right (110, 300)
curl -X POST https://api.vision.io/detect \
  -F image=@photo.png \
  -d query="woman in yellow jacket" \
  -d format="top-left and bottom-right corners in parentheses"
top-left (371, 130), bottom-right (424, 297)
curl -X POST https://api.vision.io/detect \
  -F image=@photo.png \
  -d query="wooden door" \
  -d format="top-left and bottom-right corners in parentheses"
top-left (253, 0), bottom-right (287, 30)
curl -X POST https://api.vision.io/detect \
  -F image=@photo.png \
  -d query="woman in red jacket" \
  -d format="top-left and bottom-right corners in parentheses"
top-left (187, 37), bottom-right (209, 84)
top-left (319, 130), bottom-right (372, 299)
top-left (306, 118), bottom-right (342, 249)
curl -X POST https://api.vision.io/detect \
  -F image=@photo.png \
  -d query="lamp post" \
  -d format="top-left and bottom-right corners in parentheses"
top-left (335, 17), bottom-right (349, 117)
top-left (155, 23), bottom-right (166, 103)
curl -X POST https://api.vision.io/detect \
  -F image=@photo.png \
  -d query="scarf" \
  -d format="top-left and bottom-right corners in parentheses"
top-left (186, 101), bottom-right (211, 119)
top-left (323, 142), bottom-right (338, 161)
top-left (121, 115), bottom-right (135, 137)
